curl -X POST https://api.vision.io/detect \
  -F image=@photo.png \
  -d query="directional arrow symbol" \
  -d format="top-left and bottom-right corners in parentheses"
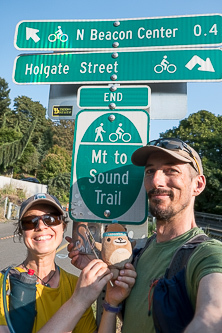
top-left (185, 56), bottom-right (215, 72)
top-left (26, 27), bottom-right (40, 43)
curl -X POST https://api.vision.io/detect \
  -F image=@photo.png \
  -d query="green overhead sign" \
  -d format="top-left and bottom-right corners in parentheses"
top-left (14, 14), bottom-right (222, 50)
top-left (77, 85), bottom-right (151, 109)
top-left (13, 48), bottom-right (222, 84)
top-left (70, 110), bottom-right (149, 224)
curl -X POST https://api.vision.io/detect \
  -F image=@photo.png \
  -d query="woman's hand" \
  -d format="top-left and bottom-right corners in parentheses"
top-left (72, 259), bottom-right (113, 309)
top-left (105, 263), bottom-right (137, 307)
top-left (97, 263), bottom-right (137, 333)
top-left (38, 259), bottom-right (112, 333)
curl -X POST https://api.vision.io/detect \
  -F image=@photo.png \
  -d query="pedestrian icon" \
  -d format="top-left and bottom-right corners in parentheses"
top-left (95, 123), bottom-right (106, 141)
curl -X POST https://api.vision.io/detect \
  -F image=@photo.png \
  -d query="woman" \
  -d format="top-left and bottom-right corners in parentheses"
top-left (0, 193), bottom-right (136, 333)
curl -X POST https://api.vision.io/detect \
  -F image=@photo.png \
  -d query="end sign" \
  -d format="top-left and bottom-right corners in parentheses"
top-left (70, 110), bottom-right (149, 224)
top-left (77, 85), bottom-right (151, 109)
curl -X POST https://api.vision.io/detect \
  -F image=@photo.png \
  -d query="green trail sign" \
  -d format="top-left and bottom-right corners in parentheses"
top-left (13, 48), bottom-right (222, 84)
top-left (14, 14), bottom-right (222, 50)
top-left (70, 110), bottom-right (149, 224)
top-left (77, 85), bottom-right (151, 109)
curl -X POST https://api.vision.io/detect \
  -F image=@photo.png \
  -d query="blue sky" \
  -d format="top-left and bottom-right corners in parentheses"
top-left (1, 0), bottom-right (221, 140)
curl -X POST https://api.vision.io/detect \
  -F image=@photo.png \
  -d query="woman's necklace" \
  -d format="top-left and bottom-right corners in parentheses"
top-left (22, 262), bottom-right (57, 287)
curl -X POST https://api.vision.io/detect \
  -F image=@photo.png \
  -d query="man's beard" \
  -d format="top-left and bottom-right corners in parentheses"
top-left (148, 188), bottom-right (175, 221)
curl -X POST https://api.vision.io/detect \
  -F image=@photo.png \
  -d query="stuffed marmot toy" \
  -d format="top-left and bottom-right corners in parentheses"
top-left (95, 222), bottom-right (134, 279)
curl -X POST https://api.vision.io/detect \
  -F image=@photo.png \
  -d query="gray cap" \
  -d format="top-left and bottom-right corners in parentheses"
top-left (131, 138), bottom-right (203, 174)
top-left (19, 193), bottom-right (64, 220)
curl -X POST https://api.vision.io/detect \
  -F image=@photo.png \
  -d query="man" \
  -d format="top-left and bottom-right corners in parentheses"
top-left (68, 137), bottom-right (222, 333)
top-left (121, 137), bottom-right (222, 333)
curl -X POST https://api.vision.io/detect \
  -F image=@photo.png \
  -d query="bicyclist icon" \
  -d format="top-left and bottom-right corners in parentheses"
top-left (109, 123), bottom-right (131, 142)
top-left (154, 55), bottom-right (177, 74)
top-left (48, 26), bottom-right (68, 42)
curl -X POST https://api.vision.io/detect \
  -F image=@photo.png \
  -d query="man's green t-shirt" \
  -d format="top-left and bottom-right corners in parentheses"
top-left (122, 227), bottom-right (222, 333)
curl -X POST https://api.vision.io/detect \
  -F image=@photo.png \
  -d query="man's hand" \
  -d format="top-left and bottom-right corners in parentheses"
top-left (66, 236), bottom-right (96, 270)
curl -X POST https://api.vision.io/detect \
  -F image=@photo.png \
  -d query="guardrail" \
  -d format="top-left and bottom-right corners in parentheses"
top-left (195, 212), bottom-right (222, 241)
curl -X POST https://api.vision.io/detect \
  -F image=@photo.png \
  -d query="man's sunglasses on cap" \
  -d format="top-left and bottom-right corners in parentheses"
top-left (148, 138), bottom-right (201, 174)
top-left (20, 214), bottom-right (63, 231)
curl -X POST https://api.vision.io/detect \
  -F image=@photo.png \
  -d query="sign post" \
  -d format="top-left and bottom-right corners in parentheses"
top-left (70, 110), bottom-right (149, 224)
top-left (14, 14), bottom-right (222, 50)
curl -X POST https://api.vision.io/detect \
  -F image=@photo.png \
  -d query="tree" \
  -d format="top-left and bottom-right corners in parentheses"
top-left (0, 80), bottom-right (74, 184)
top-left (0, 77), bottom-right (12, 128)
top-left (52, 120), bottom-right (75, 155)
top-left (48, 173), bottom-right (71, 204)
top-left (37, 145), bottom-right (71, 184)
top-left (0, 128), bottom-right (22, 144)
top-left (13, 96), bottom-right (53, 146)
top-left (160, 110), bottom-right (222, 214)
top-left (10, 96), bottom-right (54, 174)
top-left (0, 118), bottom-right (37, 171)
top-left (13, 141), bottom-right (40, 175)
top-left (0, 83), bottom-right (41, 171)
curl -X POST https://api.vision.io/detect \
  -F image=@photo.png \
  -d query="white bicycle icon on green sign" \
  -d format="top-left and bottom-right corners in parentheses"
top-left (154, 55), bottom-right (177, 74)
top-left (109, 123), bottom-right (131, 142)
top-left (109, 132), bottom-right (131, 142)
top-left (48, 26), bottom-right (68, 43)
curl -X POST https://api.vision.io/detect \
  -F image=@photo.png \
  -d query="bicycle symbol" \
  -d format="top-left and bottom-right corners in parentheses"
top-left (154, 55), bottom-right (177, 74)
top-left (48, 26), bottom-right (68, 43)
top-left (109, 123), bottom-right (131, 142)
top-left (109, 132), bottom-right (131, 142)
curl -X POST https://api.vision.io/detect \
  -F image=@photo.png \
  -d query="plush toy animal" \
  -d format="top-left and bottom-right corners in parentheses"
top-left (95, 223), bottom-right (134, 279)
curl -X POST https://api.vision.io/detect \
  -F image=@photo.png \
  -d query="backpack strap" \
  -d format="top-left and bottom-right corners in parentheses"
top-left (165, 233), bottom-right (210, 279)
top-left (132, 233), bottom-right (157, 269)
top-left (152, 233), bottom-right (210, 333)
top-left (122, 233), bottom-right (156, 320)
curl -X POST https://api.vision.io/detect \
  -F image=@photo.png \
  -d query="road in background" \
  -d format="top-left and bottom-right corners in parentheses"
top-left (0, 218), bottom-right (81, 276)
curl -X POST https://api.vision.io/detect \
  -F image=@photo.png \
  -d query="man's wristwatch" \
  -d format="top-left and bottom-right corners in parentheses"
top-left (102, 300), bottom-right (122, 313)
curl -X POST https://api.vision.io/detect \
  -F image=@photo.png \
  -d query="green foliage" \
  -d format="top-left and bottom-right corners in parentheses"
top-left (160, 110), bottom-right (222, 214)
top-left (0, 118), bottom-right (38, 170)
top-left (48, 173), bottom-right (71, 204)
top-left (13, 96), bottom-right (51, 138)
top-left (37, 128), bottom-right (54, 161)
top-left (52, 120), bottom-right (75, 155)
top-left (49, 145), bottom-right (71, 168)
top-left (148, 220), bottom-right (156, 237)
top-left (0, 128), bottom-right (22, 144)
top-left (0, 77), bottom-right (11, 120)
top-left (37, 145), bottom-right (71, 184)
top-left (12, 96), bottom-right (54, 165)
top-left (13, 142), bottom-right (40, 174)
top-left (0, 83), bottom-right (75, 191)
top-left (0, 184), bottom-right (26, 201)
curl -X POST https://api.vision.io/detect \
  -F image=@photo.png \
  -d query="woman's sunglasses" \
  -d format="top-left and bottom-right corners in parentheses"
top-left (20, 214), bottom-right (63, 231)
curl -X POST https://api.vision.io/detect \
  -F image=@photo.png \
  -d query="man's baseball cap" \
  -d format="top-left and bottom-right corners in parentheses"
top-left (131, 137), bottom-right (203, 174)
top-left (19, 193), bottom-right (64, 220)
